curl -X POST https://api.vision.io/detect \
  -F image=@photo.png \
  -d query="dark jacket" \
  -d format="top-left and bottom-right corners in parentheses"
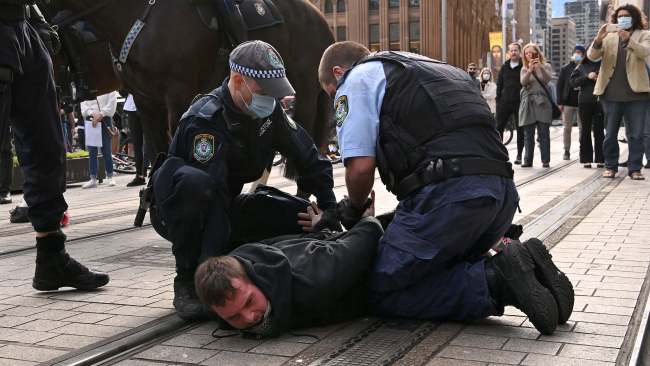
top-left (569, 60), bottom-right (602, 104)
top-left (556, 61), bottom-right (580, 106)
top-left (496, 59), bottom-right (523, 104)
top-left (230, 217), bottom-right (384, 337)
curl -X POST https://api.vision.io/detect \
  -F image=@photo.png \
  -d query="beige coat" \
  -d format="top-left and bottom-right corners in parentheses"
top-left (587, 30), bottom-right (650, 95)
top-left (518, 63), bottom-right (553, 126)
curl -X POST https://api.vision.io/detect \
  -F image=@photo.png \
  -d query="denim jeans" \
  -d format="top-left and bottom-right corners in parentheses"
top-left (601, 100), bottom-right (646, 173)
top-left (87, 117), bottom-right (114, 178)
top-left (644, 102), bottom-right (650, 164)
top-left (523, 122), bottom-right (551, 164)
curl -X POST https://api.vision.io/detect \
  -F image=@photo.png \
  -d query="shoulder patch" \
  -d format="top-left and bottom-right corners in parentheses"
top-left (334, 95), bottom-right (349, 127)
top-left (193, 134), bottom-right (215, 163)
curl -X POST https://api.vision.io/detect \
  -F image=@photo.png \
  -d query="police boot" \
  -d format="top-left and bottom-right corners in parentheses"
top-left (485, 242), bottom-right (558, 335)
top-left (173, 275), bottom-right (207, 321)
top-left (522, 238), bottom-right (574, 324)
top-left (33, 231), bottom-right (110, 291)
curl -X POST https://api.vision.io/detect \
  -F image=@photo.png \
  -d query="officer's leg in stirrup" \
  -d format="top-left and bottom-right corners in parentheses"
top-left (217, 0), bottom-right (247, 44)
top-left (59, 28), bottom-right (93, 101)
top-left (0, 66), bottom-right (13, 147)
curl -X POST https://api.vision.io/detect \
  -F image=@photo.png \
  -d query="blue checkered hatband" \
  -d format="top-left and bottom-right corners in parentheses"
top-left (229, 61), bottom-right (286, 79)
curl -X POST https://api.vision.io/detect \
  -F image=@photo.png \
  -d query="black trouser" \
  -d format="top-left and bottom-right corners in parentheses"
top-left (578, 102), bottom-right (604, 164)
top-left (1, 19), bottom-right (67, 232)
top-left (496, 101), bottom-right (524, 156)
top-left (127, 110), bottom-right (147, 176)
top-left (0, 124), bottom-right (12, 195)
top-left (152, 157), bottom-right (309, 279)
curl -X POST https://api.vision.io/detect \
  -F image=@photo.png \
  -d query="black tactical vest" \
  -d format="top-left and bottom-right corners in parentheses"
top-left (338, 51), bottom-right (497, 192)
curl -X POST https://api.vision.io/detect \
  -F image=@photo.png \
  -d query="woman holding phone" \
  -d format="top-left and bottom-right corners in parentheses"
top-left (587, 4), bottom-right (650, 180)
top-left (518, 43), bottom-right (553, 168)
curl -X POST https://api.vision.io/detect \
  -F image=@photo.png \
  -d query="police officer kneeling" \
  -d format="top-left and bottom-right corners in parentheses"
top-left (318, 42), bottom-right (574, 335)
top-left (151, 41), bottom-right (337, 321)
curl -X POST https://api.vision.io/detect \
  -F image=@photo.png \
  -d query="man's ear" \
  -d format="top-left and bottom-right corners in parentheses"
top-left (332, 66), bottom-right (346, 80)
top-left (231, 72), bottom-right (243, 87)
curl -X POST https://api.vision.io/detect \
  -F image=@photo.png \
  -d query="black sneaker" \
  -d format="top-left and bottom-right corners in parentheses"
top-left (485, 243), bottom-right (558, 335)
top-left (522, 239), bottom-right (574, 324)
top-left (0, 192), bottom-right (11, 204)
top-left (514, 155), bottom-right (522, 165)
top-left (521, 161), bottom-right (533, 168)
top-left (33, 248), bottom-right (109, 291)
top-left (173, 277), bottom-right (207, 321)
top-left (126, 176), bottom-right (146, 187)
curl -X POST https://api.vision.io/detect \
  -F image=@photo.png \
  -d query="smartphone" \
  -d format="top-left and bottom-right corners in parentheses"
top-left (606, 23), bottom-right (618, 32)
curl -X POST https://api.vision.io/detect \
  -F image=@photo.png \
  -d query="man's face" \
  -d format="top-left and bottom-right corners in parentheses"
top-left (237, 76), bottom-right (266, 106)
top-left (508, 45), bottom-right (520, 61)
top-left (467, 65), bottom-right (477, 75)
top-left (212, 277), bottom-right (269, 329)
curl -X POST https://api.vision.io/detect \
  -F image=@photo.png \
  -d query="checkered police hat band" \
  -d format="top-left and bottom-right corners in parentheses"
top-left (229, 61), bottom-right (286, 79)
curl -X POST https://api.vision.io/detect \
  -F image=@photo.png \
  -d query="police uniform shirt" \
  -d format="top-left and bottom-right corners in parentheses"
top-left (334, 61), bottom-right (386, 164)
top-left (168, 78), bottom-right (336, 209)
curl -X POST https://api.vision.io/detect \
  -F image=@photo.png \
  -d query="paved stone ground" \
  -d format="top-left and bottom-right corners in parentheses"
top-left (1, 127), bottom-right (649, 365)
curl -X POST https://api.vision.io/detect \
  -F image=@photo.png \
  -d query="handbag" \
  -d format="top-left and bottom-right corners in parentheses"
top-left (532, 71), bottom-right (562, 120)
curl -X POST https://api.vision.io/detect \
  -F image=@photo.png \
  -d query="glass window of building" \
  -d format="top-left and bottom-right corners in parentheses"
top-left (336, 26), bottom-right (347, 41)
top-left (369, 0), bottom-right (379, 11)
top-left (389, 0), bottom-right (399, 8)
top-left (389, 23), bottom-right (400, 50)
top-left (337, 0), bottom-right (346, 12)
top-left (324, 0), bottom-right (333, 13)
top-left (408, 21), bottom-right (420, 54)
top-left (369, 23), bottom-right (380, 52)
top-left (409, 0), bottom-right (420, 7)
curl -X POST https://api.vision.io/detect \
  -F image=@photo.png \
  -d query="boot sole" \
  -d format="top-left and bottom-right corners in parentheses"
top-left (32, 276), bottom-right (110, 291)
top-left (504, 245), bottom-right (559, 335)
top-left (525, 239), bottom-right (575, 324)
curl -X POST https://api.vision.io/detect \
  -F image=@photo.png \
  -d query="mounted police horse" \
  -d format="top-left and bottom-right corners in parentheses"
top-left (52, 0), bottom-right (335, 178)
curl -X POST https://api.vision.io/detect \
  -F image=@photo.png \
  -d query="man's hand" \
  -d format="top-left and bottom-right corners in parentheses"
top-left (91, 112), bottom-right (103, 127)
top-left (619, 29), bottom-right (631, 43)
top-left (297, 203), bottom-right (321, 232)
top-left (595, 24), bottom-right (608, 44)
top-left (362, 190), bottom-right (376, 218)
top-left (588, 72), bottom-right (598, 80)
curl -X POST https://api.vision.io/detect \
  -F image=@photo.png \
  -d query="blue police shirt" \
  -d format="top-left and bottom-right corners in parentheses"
top-left (334, 61), bottom-right (386, 163)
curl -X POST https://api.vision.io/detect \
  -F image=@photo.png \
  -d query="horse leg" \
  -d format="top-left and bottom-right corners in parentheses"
top-left (134, 97), bottom-right (170, 166)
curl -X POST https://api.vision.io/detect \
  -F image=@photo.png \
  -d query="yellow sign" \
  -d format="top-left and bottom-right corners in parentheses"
top-left (489, 32), bottom-right (503, 49)
top-left (489, 31), bottom-right (504, 66)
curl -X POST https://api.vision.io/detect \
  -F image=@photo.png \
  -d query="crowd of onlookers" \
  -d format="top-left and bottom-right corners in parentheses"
top-left (474, 3), bottom-right (650, 181)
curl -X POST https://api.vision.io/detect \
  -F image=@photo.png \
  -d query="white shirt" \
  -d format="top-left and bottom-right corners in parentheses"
top-left (80, 91), bottom-right (119, 119)
top-left (123, 94), bottom-right (137, 112)
top-left (334, 61), bottom-right (386, 163)
top-left (480, 81), bottom-right (497, 113)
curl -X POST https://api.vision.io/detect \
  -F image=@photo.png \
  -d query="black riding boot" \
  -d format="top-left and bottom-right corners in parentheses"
top-left (220, 0), bottom-right (247, 44)
top-left (173, 274), bottom-right (206, 321)
top-left (33, 231), bottom-right (110, 291)
top-left (485, 242), bottom-right (558, 335)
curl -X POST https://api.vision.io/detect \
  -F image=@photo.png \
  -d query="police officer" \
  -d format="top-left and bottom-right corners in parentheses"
top-left (318, 41), bottom-right (573, 335)
top-left (0, 0), bottom-right (108, 290)
top-left (151, 40), bottom-right (337, 321)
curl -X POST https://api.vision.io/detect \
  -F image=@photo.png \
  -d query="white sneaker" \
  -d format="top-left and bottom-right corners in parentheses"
top-left (82, 179), bottom-right (98, 189)
top-left (107, 177), bottom-right (116, 187)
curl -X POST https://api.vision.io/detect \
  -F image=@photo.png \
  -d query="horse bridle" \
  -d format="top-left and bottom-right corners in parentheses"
top-left (49, 0), bottom-right (114, 31)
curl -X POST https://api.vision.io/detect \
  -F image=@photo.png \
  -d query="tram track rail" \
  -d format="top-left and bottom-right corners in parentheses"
top-left (42, 155), bottom-right (611, 366)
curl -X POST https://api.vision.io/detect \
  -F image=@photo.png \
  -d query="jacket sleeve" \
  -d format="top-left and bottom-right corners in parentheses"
top-left (569, 65), bottom-right (588, 88)
top-left (556, 66), bottom-right (567, 105)
top-left (627, 30), bottom-right (650, 60)
top-left (588, 37), bottom-right (606, 60)
top-left (271, 107), bottom-right (336, 210)
top-left (521, 67), bottom-right (532, 86)
top-left (496, 66), bottom-right (504, 101)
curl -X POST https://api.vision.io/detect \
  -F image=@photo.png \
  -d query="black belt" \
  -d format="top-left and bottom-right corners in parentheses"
top-left (395, 158), bottom-right (514, 199)
top-left (0, 4), bottom-right (28, 21)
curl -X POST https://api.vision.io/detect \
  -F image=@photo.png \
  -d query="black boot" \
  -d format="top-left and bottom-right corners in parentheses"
top-left (523, 238), bottom-right (574, 324)
top-left (485, 242), bottom-right (558, 335)
top-left (173, 276), bottom-right (207, 321)
top-left (33, 231), bottom-right (110, 291)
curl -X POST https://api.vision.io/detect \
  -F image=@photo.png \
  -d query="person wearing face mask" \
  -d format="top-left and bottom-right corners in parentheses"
top-left (556, 45), bottom-right (585, 160)
top-left (479, 68), bottom-right (497, 115)
top-left (149, 40), bottom-right (338, 321)
top-left (588, 4), bottom-right (650, 180)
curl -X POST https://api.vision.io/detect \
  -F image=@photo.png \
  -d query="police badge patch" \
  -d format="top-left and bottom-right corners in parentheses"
top-left (255, 2), bottom-right (266, 16)
top-left (267, 48), bottom-right (283, 69)
top-left (335, 95), bottom-right (349, 127)
top-left (193, 134), bottom-right (215, 163)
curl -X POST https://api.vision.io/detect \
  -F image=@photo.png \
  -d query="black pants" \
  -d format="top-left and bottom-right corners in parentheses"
top-left (578, 102), bottom-right (604, 164)
top-left (0, 125), bottom-right (12, 194)
top-left (127, 110), bottom-right (147, 176)
top-left (1, 20), bottom-right (67, 232)
top-left (152, 157), bottom-right (309, 278)
top-left (496, 101), bottom-right (524, 156)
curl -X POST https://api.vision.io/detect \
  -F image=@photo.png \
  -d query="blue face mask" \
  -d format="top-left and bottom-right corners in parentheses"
top-left (241, 79), bottom-right (277, 119)
top-left (618, 16), bottom-right (633, 30)
top-left (574, 54), bottom-right (584, 62)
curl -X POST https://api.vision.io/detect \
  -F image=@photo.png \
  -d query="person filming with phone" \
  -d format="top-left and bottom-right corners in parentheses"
top-left (587, 4), bottom-right (650, 180)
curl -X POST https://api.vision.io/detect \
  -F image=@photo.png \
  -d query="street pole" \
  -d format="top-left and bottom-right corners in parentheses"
top-left (441, 0), bottom-right (447, 62)
top-left (501, 0), bottom-right (507, 65)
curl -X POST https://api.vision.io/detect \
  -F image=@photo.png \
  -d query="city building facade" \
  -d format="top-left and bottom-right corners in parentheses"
top-left (550, 17), bottom-right (577, 72)
top-left (564, 0), bottom-right (599, 46)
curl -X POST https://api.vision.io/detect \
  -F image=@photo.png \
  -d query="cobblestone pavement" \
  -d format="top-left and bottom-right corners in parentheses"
top-left (0, 127), bottom-right (648, 365)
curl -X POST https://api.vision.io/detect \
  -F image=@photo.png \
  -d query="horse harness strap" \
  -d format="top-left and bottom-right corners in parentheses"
top-left (112, 0), bottom-right (157, 71)
top-left (51, 0), bottom-right (113, 31)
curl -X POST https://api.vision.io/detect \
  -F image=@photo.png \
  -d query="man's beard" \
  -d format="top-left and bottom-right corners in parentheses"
top-left (245, 303), bottom-right (274, 337)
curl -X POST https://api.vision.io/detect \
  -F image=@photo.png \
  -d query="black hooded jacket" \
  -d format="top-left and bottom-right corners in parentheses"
top-left (229, 217), bottom-right (384, 337)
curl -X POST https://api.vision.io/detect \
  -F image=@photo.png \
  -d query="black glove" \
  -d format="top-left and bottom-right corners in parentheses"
top-left (336, 197), bottom-right (372, 230)
top-left (312, 207), bottom-right (342, 232)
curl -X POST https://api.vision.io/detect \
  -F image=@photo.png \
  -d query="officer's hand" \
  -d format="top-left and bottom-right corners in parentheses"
top-left (297, 203), bottom-right (321, 232)
top-left (362, 191), bottom-right (376, 218)
top-left (337, 196), bottom-right (372, 230)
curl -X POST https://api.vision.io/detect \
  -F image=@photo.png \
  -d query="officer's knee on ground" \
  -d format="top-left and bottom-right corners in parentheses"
top-left (174, 166), bottom-right (216, 203)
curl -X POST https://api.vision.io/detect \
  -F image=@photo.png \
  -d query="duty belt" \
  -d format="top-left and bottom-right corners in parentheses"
top-left (395, 158), bottom-right (514, 200)
top-left (0, 4), bottom-right (29, 21)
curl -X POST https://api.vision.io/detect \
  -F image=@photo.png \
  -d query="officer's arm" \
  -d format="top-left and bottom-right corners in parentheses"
top-left (272, 108), bottom-right (336, 210)
top-left (496, 67), bottom-right (503, 102)
top-left (345, 157), bottom-right (376, 209)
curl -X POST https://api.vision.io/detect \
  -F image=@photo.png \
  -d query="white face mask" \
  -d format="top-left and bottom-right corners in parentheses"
top-left (482, 74), bottom-right (491, 81)
top-left (618, 16), bottom-right (633, 30)
top-left (240, 79), bottom-right (277, 119)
